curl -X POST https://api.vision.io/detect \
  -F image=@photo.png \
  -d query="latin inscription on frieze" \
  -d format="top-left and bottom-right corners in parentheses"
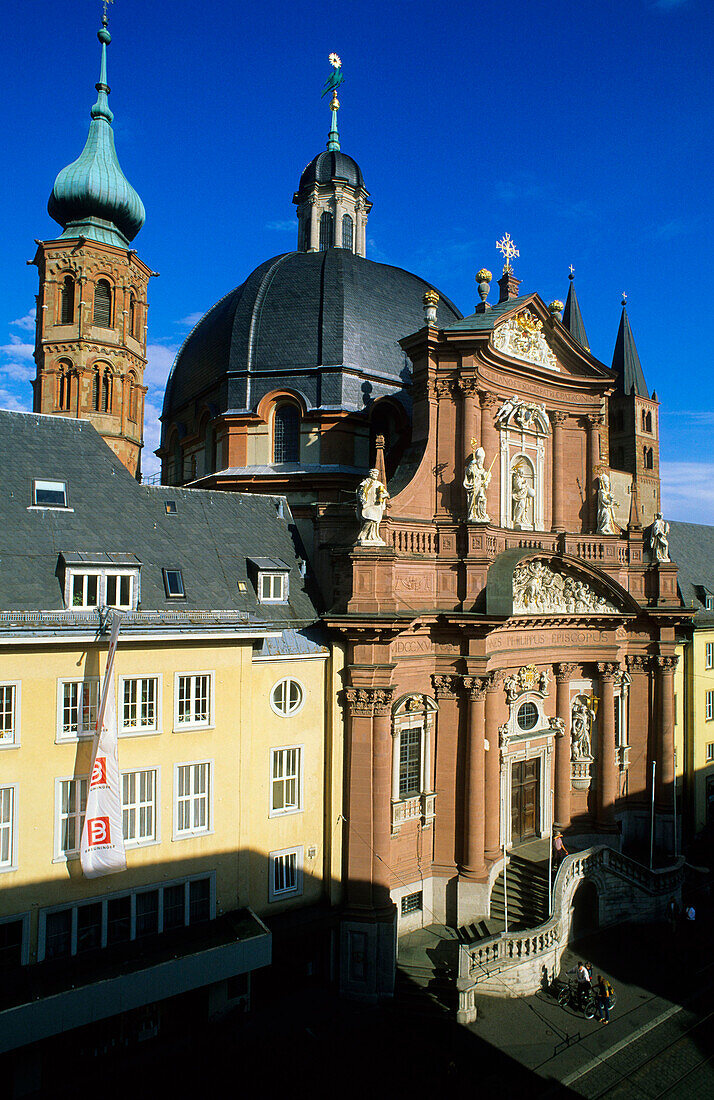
top-left (488, 628), bottom-right (612, 652)
top-left (392, 637), bottom-right (433, 656)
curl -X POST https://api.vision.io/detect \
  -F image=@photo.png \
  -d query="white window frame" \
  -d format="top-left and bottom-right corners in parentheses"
top-left (259, 572), bottom-right (288, 604)
top-left (706, 642), bottom-right (714, 670)
top-left (63, 567), bottom-right (139, 611)
top-left (174, 671), bottom-right (214, 731)
top-left (118, 675), bottom-right (161, 736)
top-left (707, 691), bottom-right (714, 722)
top-left (269, 845), bottom-right (303, 901)
top-left (173, 760), bottom-right (212, 839)
top-left (36, 873), bottom-right (216, 962)
top-left (67, 569), bottom-right (102, 609)
top-left (270, 746), bottom-right (303, 817)
top-left (54, 775), bottom-right (88, 861)
top-left (706, 743), bottom-right (714, 763)
top-left (270, 677), bottom-right (305, 717)
top-left (0, 784), bottom-right (18, 871)
top-left (33, 478), bottom-right (68, 508)
top-left (0, 912), bottom-right (30, 965)
top-left (707, 596), bottom-right (714, 611)
top-left (56, 678), bottom-right (100, 742)
top-left (121, 768), bottom-right (160, 848)
top-left (0, 682), bottom-right (21, 748)
top-left (104, 572), bottom-right (134, 610)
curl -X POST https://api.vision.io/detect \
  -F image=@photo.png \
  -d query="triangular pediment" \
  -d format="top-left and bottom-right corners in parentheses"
top-left (492, 305), bottom-right (559, 371)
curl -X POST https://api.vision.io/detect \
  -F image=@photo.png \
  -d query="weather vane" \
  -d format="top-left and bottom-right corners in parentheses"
top-left (102, 0), bottom-right (114, 22)
top-left (322, 53), bottom-right (344, 110)
top-left (496, 232), bottom-right (519, 274)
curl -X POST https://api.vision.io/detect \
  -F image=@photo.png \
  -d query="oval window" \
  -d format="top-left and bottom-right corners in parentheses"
top-left (270, 678), bottom-right (304, 717)
top-left (517, 701), bottom-right (539, 732)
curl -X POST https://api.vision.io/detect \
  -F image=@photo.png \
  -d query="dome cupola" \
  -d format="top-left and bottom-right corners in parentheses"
top-left (292, 55), bottom-right (371, 256)
top-left (47, 16), bottom-right (145, 248)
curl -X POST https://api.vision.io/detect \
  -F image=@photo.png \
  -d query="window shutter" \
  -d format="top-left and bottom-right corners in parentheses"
top-left (93, 280), bottom-right (112, 327)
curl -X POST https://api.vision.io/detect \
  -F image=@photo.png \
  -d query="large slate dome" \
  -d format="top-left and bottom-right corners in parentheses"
top-left (162, 249), bottom-right (462, 424)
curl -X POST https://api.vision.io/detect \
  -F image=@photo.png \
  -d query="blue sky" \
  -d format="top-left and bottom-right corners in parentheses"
top-left (1, 0), bottom-right (712, 519)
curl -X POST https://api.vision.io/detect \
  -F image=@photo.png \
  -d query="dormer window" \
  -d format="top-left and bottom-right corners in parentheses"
top-left (60, 552), bottom-right (140, 611)
top-left (33, 479), bottom-right (67, 508)
top-left (248, 557), bottom-right (290, 604)
top-left (707, 596), bottom-right (714, 611)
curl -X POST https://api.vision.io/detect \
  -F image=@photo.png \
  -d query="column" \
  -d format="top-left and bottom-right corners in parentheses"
top-left (586, 414), bottom-right (604, 532)
top-left (462, 379), bottom-right (481, 457)
top-left (460, 677), bottom-right (487, 878)
top-left (483, 676), bottom-right (502, 861)
top-left (656, 655), bottom-right (678, 807)
top-left (554, 663), bottom-right (576, 828)
top-left (372, 688), bottom-right (395, 909)
top-left (309, 198), bottom-right (319, 252)
top-left (431, 675), bottom-right (460, 877)
top-left (550, 412), bottom-right (567, 532)
top-left (480, 392), bottom-right (500, 525)
top-left (597, 663), bottom-right (619, 828)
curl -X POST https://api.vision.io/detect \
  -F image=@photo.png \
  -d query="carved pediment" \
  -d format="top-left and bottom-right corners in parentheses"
top-left (513, 559), bottom-right (619, 615)
top-left (493, 309), bottom-right (559, 372)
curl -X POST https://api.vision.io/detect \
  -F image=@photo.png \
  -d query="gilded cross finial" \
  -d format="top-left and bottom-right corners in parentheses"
top-left (496, 232), bottom-right (519, 274)
top-left (622, 292), bottom-right (627, 306)
top-left (569, 264), bottom-right (575, 278)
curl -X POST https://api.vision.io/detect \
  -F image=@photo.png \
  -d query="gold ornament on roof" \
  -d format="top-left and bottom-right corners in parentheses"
top-left (476, 268), bottom-right (492, 283)
top-left (496, 233), bottom-right (519, 273)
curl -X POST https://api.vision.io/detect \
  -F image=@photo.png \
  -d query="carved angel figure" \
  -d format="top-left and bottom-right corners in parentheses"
top-left (463, 446), bottom-right (491, 522)
top-left (597, 473), bottom-right (619, 535)
top-left (571, 697), bottom-right (595, 761)
top-left (650, 512), bottom-right (670, 563)
top-left (356, 469), bottom-right (390, 546)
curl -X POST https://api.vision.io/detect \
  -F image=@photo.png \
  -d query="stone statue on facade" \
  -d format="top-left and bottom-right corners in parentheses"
top-left (512, 464), bottom-right (535, 528)
top-left (463, 440), bottom-right (492, 523)
top-left (571, 697), bottom-right (595, 761)
top-left (596, 473), bottom-right (619, 535)
top-left (649, 512), bottom-right (670, 563)
top-left (356, 468), bottom-right (390, 546)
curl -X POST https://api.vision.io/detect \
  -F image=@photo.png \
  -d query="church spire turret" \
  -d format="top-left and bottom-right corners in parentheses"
top-left (562, 267), bottom-right (590, 350)
top-left (47, 13), bottom-right (145, 248)
top-left (612, 294), bottom-right (648, 396)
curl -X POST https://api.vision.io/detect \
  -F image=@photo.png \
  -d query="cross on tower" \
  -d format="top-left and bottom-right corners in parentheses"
top-left (102, 0), bottom-right (114, 22)
top-left (496, 232), bottom-right (519, 274)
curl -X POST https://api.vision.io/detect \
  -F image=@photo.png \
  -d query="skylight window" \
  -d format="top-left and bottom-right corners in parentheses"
top-left (163, 569), bottom-right (185, 598)
top-left (33, 479), bottom-right (67, 507)
top-left (164, 500), bottom-right (177, 515)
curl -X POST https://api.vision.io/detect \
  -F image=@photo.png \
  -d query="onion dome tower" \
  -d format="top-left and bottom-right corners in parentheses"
top-left (31, 13), bottom-right (153, 479)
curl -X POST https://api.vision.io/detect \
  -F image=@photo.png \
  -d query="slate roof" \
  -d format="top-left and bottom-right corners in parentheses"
top-left (298, 150), bottom-right (365, 192)
top-left (668, 521), bottom-right (714, 622)
top-left (161, 250), bottom-right (462, 428)
top-left (562, 279), bottom-right (590, 350)
top-left (440, 294), bottom-right (535, 332)
top-left (0, 411), bottom-right (318, 633)
top-left (612, 304), bottom-right (648, 397)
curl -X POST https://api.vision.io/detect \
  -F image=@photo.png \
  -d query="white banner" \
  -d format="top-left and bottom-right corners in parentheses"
top-left (80, 612), bottom-right (127, 878)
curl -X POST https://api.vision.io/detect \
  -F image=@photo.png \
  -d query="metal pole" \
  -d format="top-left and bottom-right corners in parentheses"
top-left (502, 794), bottom-right (508, 934)
top-left (649, 759), bottom-right (656, 870)
top-left (673, 749), bottom-right (678, 859)
top-left (548, 789), bottom-right (554, 916)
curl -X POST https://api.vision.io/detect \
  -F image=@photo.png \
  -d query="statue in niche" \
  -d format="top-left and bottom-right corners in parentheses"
top-left (571, 696), bottom-right (596, 761)
top-left (512, 462), bottom-right (535, 528)
top-left (356, 468), bottom-right (390, 546)
top-left (649, 512), bottom-right (670, 563)
top-left (463, 440), bottom-right (493, 523)
top-left (596, 473), bottom-right (619, 535)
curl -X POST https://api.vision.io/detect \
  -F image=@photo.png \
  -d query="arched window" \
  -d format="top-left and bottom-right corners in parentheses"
top-left (173, 433), bottom-right (183, 485)
top-left (273, 404), bottom-right (300, 463)
top-left (93, 280), bottom-right (112, 327)
top-left (92, 369), bottom-right (100, 411)
top-left (57, 361), bottom-right (72, 410)
top-left (60, 276), bottom-right (74, 324)
top-left (101, 369), bottom-right (112, 413)
top-left (341, 213), bottom-right (354, 251)
top-left (129, 293), bottom-right (137, 338)
top-left (319, 211), bottom-right (334, 251)
top-left (299, 218), bottom-right (310, 253)
top-left (204, 420), bottom-right (217, 474)
top-left (644, 446), bottom-right (654, 470)
top-left (128, 373), bottom-right (138, 421)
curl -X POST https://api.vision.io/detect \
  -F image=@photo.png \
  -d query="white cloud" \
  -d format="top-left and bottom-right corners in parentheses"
top-left (265, 219), bottom-right (298, 232)
top-left (144, 342), bottom-right (178, 390)
top-left (661, 461), bottom-right (714, 524)
top-left (10, 309), bottom-right (36, 331)
top-left (0, 335), bottom-right (34, 359)
top-left (1, 362), bottom-right (34, 383)
top-left (176, 312), bottom-right (205, 328)
top-left (141, 396), bottom-right (164, 477)
top-left (0, 386), bottom-right (31, 413)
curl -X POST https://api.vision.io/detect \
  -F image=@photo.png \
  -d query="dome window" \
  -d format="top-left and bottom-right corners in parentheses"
top-left (60, 276), bottom-right (75, 324)
top-left (319, 211), bottom-right (334, 251)
top-left (57, 361), bottom-right (72, 411)
top-left (93, 280), bottom-right (112, 327)
top-left (341, 213), bottom-right (353, 251)
top-left (273, 404), bottom-right (300, 464)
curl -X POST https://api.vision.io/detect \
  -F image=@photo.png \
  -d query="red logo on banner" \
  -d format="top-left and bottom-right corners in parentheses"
top-left (90, 757), bottom-right (108, 788)
top-left (86, 817), bottom-right (110, 846)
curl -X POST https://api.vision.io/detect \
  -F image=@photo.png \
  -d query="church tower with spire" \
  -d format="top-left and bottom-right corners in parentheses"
top-left (31, 13), bottom-right (152, 478)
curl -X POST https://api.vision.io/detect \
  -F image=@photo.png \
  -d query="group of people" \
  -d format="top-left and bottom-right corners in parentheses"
top-left (570, 961), bottom-right (614, 1023)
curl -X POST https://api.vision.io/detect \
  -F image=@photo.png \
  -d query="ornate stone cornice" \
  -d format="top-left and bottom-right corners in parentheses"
top-left (625, 655), bottom-right (650, 672)
top-left (431, 674), bottom-right (459, 700)
top-left (597, 661), bottom-right (620, 679)
top-left (655, 655), bottom-right (679, 672)
top-left (461, 675), bottom-right (488, 701)
top-left (555, 662), bottom-right (577, 683)
top-left (344, 686), bottom-right (394, 716)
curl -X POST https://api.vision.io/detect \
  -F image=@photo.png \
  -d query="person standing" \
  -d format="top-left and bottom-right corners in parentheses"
top-left (596, 975), bottom-right (613, 1024)
top-left (553, 832), bottom-right (568, 868)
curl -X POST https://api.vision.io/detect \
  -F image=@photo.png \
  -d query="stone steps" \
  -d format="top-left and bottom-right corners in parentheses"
top-left (491, 852), bottom-right (550, 930)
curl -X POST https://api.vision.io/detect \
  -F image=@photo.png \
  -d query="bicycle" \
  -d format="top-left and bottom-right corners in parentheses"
top-left (555, 978), bottom-right (597, 1019)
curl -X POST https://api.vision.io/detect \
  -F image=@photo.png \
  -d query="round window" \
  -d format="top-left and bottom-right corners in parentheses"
top-left (270, 678), bottom-right (304, 717)
top-left (517, 701), bottom-right (539, 731)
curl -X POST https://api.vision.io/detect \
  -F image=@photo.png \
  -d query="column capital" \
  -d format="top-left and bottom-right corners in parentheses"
top-left (458, 377), bottom-right (479, 398)
top-left (480, 390), bottom-right (500, 411)
top-left (597, 661), bottom-right (620, 679)
top-left (344, 686), bottom-right (394, 716)
top-left (586, 412), bottom-right (606, 430)
top-left (550, 410), bottom-right (567, 426)
top-left (625, 654), bottom-right (651, 672)
top-left (431, 673), bottom-right (459, 700)
top-left (461, 675), bottom-right (488, 700)
top-left (656, 654), bottom-right (679, 672)
top-left (555, 662), bottom-right (577, 683)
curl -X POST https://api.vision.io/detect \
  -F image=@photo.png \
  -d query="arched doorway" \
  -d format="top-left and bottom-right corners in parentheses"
top-left (570, 879), bottom-right (599, 941)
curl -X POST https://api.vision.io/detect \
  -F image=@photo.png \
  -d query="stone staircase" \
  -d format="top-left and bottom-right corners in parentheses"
top-left (490, 851), bottom-right (550, 930)
top-left (395, 926), bottom-right (459, 1015)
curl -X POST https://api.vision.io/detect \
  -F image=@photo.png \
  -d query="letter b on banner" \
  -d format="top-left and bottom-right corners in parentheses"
top-left (86, 817), bottom-right (110, 847)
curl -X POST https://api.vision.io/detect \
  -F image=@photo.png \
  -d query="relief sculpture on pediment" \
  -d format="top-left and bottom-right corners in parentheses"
top-left (513, 559), bottom-right (618, 615)
top-left (492, 309), bottom-right (558, 371)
